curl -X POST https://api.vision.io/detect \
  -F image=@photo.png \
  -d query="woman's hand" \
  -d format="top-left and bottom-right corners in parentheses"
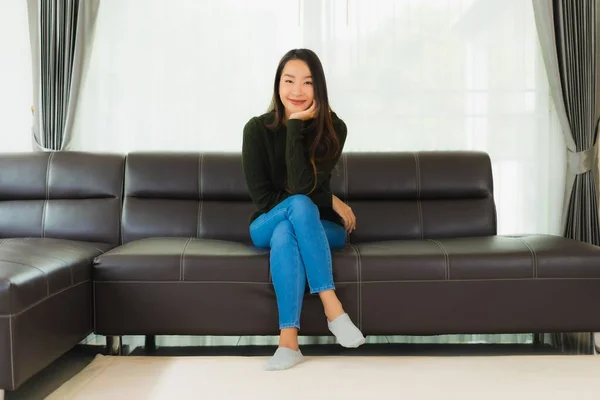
top-left (332, 194), bottom-right (356, 233)
top-left (289, 101), bottom-right (318, 121)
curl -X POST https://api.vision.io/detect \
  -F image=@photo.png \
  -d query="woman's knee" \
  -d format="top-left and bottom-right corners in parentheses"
top-left (270, 220), bottom-right (295, 248)
top-left (287, 194), bottom-right (318, 217)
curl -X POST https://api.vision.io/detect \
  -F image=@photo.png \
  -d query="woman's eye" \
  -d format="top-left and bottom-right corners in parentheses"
top-left (285, 80), bottom-right (293, 84)
top-left (304, 81), bottom-right (313, 85)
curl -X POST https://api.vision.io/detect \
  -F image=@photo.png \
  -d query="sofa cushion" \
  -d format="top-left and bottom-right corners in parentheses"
top-left (121, 153), bottom-right (256, 244)
top-left (355, 234), bottom-right (600, 281)
top-left (338, 151), bottom-right (497, 242)
top-left (94, 237), bottom-right (360, 284)
top-left (95, 238), bottom-right (270, 282)
top-left (0, 238), bottom-right (112, 314)
top-left (0, 152), bottom-right (125, 244)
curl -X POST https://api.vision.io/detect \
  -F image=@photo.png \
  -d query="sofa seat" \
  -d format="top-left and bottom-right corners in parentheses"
top-left (94, 237), bottom-right (360, 283)
top-left (354, 234), bottom-right (600, 335)
top-left (94, 237), bottom-right (270, 283)
top-left (0, 237), bottom-right (112, 390)
top-left (0, 238), bottom-right (112, 314)
top-left (92, 237), bottom-right (361, 335)
top-left (92, 234), bottom-right (600, 336)
top-left (355, 234), bottom-right (600, 282)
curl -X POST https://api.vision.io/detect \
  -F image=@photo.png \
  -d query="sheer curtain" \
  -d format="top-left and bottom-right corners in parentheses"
top-left (0, 0), bottom-right (33, 152)
top-left (72, 0), bottom-right (565, 239)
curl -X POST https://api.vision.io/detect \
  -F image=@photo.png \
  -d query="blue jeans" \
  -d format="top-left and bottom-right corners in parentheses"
top-left (250, 195), bottom-right (346, 330)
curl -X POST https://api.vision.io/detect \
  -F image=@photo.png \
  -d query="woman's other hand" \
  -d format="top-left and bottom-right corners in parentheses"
top-left (332, 194), bottom-right (356, 233)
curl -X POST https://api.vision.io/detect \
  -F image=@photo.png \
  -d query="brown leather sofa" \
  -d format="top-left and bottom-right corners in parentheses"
top-left (0, 152), bottom-right (124, 393)
top-left (2, 150), bottom-right (600, 393)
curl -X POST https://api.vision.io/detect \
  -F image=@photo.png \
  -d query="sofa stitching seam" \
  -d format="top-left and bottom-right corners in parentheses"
top-left (93, 281), bottom-right (97, 334)
top-left (69, 255), bottom-right (74, 286)
top-left (91, 280), bottom-right (353, 285)
top-left (517, 237), bottom-right (537, 278)
top-left (0, 280), bottom-right (90, 318)
top-left (180, 238), bottom-right (193, 281)
top-left (343, 153), bottom-right (348, 202)
top-left (414, 152), bottom-right (423, 239)
top-left (417, 201), bottom-right (424, 240)
top-left (0, 259), bottom-right (51, 296)
top-left (9, 314), bottom-right (15, 389)
top-left (198, 201), bottom-right (204, 238)
top-left (197, 154), bottom-right (204, 238)
top-left (197, 154), bottom-right (201, 237)
top-left (200, 153), bottom-right (204, 199)
top-left (359, 277), bottom-right (598, 283)
top-left (349, 243), bottom-right (362, 329)
top-left (85, 277), bottom-right (600, 286)
top-left (119, 156), bottom-right (127, 245)
top-left (428, 239), bottom-right (449, 280)
top-left (41, 152), bottom-right (54, 239)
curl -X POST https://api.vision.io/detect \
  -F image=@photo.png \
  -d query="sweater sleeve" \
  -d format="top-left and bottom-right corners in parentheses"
top-left (285, 118), bottom-right (347, 196)
top-left (242, 118), bottom-right (290, 213)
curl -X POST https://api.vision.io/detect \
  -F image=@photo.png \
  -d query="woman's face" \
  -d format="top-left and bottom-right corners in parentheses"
top-left (279, 59), bottom-right (314, 118)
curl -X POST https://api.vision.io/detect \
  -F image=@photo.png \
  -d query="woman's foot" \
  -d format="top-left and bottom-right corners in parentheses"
top-left (263, 347), bottom-right (305, 371)
top-left (328, 313), bottom-right (366, 348)
top-left (319, 290), bottom-right (365, 347)
top-left (263, 328), bottom-right (304, 371)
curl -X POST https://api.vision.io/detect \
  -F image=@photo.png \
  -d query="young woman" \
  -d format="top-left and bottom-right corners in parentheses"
top-left (242, 49), bottom-right (364, 371)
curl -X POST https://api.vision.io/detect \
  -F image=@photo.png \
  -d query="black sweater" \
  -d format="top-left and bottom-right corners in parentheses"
top-left (242, 111), bottom-right (347, 226)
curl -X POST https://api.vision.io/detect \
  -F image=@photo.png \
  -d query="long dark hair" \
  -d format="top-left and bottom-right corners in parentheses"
top-left (267, 49), bottom-right (341, 194)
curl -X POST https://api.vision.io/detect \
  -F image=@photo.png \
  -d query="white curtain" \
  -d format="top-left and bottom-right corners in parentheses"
top-left (71, 0), bottom-right (566, 237)
top-left (0, 0), bottom-right (33, 152)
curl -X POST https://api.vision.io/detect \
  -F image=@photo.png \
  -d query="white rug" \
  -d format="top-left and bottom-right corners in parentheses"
top-left (46, 354), bottom-right (600, 399)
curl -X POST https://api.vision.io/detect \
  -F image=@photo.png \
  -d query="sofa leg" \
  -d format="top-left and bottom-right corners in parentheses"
top-left (145, 335), bottom-right (156, 351)
top-left (106, 335), bottom-right (122, 356)
top-left (594, 332), bottom-right (599, 355)
top-left (533, 333), bottom-right (544, 346)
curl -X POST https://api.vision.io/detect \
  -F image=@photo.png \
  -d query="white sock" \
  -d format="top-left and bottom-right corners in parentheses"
top-left (328, 313), bottom-right (366, 348)
top-left (263, 347), bottom-right (305, 371)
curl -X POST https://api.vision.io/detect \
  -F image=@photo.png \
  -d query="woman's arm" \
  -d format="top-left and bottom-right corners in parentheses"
top-left (242, 119), bottom-right (290, 212)
top-left (285, 118), bottom-right (347, 195)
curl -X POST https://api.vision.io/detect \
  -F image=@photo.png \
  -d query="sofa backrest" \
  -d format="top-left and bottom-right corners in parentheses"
top-left (331, 151), bottom-right (497, 242)
top-left (122, 151), bottom-right (496, 244)
top-left (122, 152), bottom-right (254, 244)
top-left (0, 152), bottom-right (125, 245)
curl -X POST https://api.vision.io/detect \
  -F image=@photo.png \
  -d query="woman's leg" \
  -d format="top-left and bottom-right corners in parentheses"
top-left (315, 219), bottom-right (348, 321)
top-left (318, 220), bottom-right (365, 348)
top-left (249, 195), bottom-right (364, 369)
top-left (268, 220), bottom-right (305, 342)
top-left (250, 197), bottom-right (308, 334)
top-left (250, 201), bottom-right (306, 370)
top-left (321, 219), bottom-right (347, 250)
top-left (258, 195), bottom-right (336, 292)
top-left (250, 195), bottom-right (338, 294)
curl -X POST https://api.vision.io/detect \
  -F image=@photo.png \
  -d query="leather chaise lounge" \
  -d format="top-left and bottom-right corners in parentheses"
top-left (0, 152), bottom-right (124, 395)
top-left (1, 150), bottom-right (600, 395)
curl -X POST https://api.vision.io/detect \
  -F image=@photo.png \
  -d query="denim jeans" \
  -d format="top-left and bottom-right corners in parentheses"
top-left (249, 194), bottom-right (346, 330)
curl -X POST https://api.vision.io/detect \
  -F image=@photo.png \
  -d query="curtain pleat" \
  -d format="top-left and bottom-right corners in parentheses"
top-left (29, 0), bottom-right (96, 151)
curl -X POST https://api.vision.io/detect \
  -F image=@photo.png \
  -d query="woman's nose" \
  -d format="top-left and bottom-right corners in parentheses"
top-left (291, 84), bottom-right (304, 95)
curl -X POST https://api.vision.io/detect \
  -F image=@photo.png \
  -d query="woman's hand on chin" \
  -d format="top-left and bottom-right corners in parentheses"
top-left (289, 101), bottom-right (317, 121)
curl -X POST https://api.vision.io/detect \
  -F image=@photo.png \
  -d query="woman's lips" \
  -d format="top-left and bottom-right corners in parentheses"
top-left (289, 99), bottom-right (306, 106)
